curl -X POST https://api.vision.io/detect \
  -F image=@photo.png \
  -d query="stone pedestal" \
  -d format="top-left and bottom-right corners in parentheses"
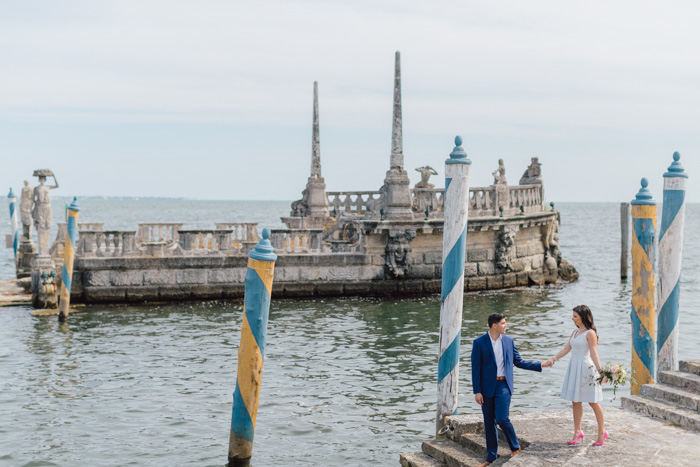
top-left (16, 239), bottom-right (36, 279)
top-left (306, 177), bottom-right (330, 218)
top-left (31, 255), bottom-right (58, 309)
top-left (383, 168), bottom-right (413, 220)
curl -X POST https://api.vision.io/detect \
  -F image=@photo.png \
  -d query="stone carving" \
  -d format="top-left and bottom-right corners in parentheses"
top-left (519, 157), bottom-right (543, 185)
top-left (495, 227), bottom-right (516, 272)
top-left (415, 166), bottom-right (437, 189)
top-left (32, 169), bottom-right (59, 256)
top-left (492, 159), bottom-right (507, 185)
top-left (291, 188), bottom-right (309, 217)
top-left (413, 166), bottom-right (439, 216)
top-left (385, 230), bottom-right (415, 278)
top-left (365, 184), bottom-right (386, 219)
top-left (19, 180), bottom-right (33, 240)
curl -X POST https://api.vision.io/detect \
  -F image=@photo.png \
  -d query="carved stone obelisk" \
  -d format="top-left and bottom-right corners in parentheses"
top-left (30, 169), bottom-right (59, 309)
top-left (382, 51), bottom-right (413, 220)
top-left (285, 81), bottom-right (330, 229)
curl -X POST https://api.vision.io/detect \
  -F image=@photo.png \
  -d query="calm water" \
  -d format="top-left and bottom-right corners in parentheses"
top-left (1, 200), bottom-right (699, 466)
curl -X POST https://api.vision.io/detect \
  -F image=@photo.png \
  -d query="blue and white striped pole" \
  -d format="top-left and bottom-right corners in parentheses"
top-left (7, 188), bottom-right (19, 264)
top-left (228, 228), bottom-right (277, 466)
top-left (657, 152), bottom-right (688, 372)
top-left (436, 136), bottom-right (472, 434)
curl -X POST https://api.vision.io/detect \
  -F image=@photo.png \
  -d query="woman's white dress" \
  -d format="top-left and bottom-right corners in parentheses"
top-left (560, 329), bottom-right (603, 403)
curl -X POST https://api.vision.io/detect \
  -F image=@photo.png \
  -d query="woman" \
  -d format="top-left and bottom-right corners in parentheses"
top-left (545, 305), bottom-right (608, 446)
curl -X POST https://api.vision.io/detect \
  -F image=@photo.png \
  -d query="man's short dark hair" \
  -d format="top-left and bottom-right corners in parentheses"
top-left (488, 313), bottom-right (505, 328)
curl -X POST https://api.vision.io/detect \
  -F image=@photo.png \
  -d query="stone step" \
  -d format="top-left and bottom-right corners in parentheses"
top-left (443, 415), bottom-right (483, 442)
top-left (458, 432), bottom-right (514, 460)
top-left (680, 360), bottom-right (700, 376)
top-left (639, 383), bottom-right (700, 412)
top-left (399, 451), bottom-right (446, 467)
top-left (658, 370), bottom-right (700, 394)
top-left (621, 394), bottom-right (700, 431)
top-left (422, 439), bottom-right (491, 467)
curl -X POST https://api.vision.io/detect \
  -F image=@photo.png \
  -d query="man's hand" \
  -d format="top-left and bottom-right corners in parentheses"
top-left (475, 393), bottom-right (484, 406)
top-left (542, 359), bottom-right (554, 368)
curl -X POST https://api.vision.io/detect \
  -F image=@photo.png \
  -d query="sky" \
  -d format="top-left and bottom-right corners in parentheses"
top-left (1, 0), bottom-right (698, 203)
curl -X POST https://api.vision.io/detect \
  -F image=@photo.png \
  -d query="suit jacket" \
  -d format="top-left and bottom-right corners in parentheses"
top-left (471, 332), bottom-right (542, 397)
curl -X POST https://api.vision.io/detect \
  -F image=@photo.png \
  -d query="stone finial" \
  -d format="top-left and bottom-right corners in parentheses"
top-left (664, 151), bottom-right (688, 178)
top-left (311, 81), bottom-right (321, 178)
top-left (390, 51), bottom-right (403, 170)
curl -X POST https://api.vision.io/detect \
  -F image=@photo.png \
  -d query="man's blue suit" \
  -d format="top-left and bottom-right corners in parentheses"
top-left (471, 332), bottom-right (541, 462)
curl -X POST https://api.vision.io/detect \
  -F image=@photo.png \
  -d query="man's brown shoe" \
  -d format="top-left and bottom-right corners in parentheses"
top-left (476, 462), bottom-right (491, 467)
top-left (510, 447), bottom-right (522, 457)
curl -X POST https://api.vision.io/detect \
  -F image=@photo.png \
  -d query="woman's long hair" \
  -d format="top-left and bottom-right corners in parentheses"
top-left (573, 305), bottom-right (599, 341)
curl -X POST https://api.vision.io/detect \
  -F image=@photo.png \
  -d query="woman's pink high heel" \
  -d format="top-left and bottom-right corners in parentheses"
top-left (567, 431), bottom-right (584, 445)
top-left (592, 431), bottom-right (609, 446)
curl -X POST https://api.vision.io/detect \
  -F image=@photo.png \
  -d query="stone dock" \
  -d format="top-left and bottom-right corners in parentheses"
top-left (402, 360), bottom-right (700, 466)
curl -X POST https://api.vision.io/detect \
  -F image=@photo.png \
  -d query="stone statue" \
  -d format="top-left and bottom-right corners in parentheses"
top-left (32, 169), bottom-right (59, 256)
top-left (414, 166), bottom-right (437, 189)
top-left (495, 227), bottom-right (515, 272)
top-left (519, 157), bottom-right (543, 185)
top-left (492, 159), bottom-right (507, 185)
top-left (19, 180), bottom-right (34, 240)
top-left (291, 188), bottom-right (309, 217)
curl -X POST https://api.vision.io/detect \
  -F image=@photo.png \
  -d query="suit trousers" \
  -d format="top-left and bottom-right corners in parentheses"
top-left (481, 380), bottom-right (519, 462)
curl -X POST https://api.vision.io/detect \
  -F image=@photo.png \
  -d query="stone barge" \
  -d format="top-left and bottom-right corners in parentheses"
top-left (27, 53), bottom-right (577, 305)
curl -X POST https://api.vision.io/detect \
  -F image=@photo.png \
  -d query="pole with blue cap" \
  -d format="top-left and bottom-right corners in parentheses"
top-left (630, 178), bottom-right (657, 394)
top-left (436, 136), bottom-right (472, 435)
top-left (228, 227), bottom-right (277, 466)
top-left (58, 197), bottom-right (79, 321)
top-left (7, 188), bottom-right (19, 267)
top-left (657, 152), bottom-right (688, 372)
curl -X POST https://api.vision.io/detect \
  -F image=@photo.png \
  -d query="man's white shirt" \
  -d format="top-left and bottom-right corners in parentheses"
top-left (490, 334), bottom-right (505, 378)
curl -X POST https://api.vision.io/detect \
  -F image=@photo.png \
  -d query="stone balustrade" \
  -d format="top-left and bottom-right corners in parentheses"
top-left (137, 223), bottom-right (183, 245)
top-left (269, 229), bottom-right (323, 253)
top-left (214, 223), bottom-right (260, 242)
top-left (327, 185), bottom-right (542, 219)
top-left (508, 185), bottom-right (543, 213)
top-left (51, 222), bottom-right (106, 260)
top-left (327, 191), bottom-right (382, 215)
top-left (77, 230), bottom-right (137, 257)
top-left (178, 229), bottom-right (233, 253)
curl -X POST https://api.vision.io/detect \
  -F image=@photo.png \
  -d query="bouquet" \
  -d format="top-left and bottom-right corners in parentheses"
top-left (596, 362), bottom-right (634, 400)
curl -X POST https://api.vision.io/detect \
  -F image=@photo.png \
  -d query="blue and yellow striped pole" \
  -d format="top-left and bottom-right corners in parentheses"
top-left (630, 178), bottom-right (657, 394)
top-left (436, 136), bottom-right (472, 434)
top-left (657, 152), bottom-right (688, 372)
top-left (58, 197), bottom-right (79, 321)
top-left (228, 227), bottom-right (277, 466)
top-left (7, 188), bottom-right (19, 264)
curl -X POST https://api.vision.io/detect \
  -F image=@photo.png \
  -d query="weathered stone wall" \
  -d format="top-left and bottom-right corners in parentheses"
top-left (70, 212), bottom-right (564, 304)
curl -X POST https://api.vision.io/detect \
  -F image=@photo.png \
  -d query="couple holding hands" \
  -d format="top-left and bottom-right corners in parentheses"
top-left (470, 305), bottom-right (607, 467)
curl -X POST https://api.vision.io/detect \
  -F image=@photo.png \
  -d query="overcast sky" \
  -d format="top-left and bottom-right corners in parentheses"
top-left (1, 1), bottom-right (698, 202)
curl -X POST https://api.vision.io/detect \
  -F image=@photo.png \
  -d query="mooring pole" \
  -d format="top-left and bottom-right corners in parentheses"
top-left (657, 152), bottom-right (688, 372)
top-left (620, 202), bottom-right (629, 279)
top-left (436, 136), bottom-right (472, 435)
top-left (228, 228), bottom-right (277, 466)
top-left (630, 178), bottom-right (657, 394)
top-left (7, 188), bottom-right (19, 266)
top-left (58, 197), bottom-right (79, 322)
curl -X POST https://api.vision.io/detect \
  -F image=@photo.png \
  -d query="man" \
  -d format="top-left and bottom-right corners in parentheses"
top-left (471, 313), bottom-right (552, 466)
